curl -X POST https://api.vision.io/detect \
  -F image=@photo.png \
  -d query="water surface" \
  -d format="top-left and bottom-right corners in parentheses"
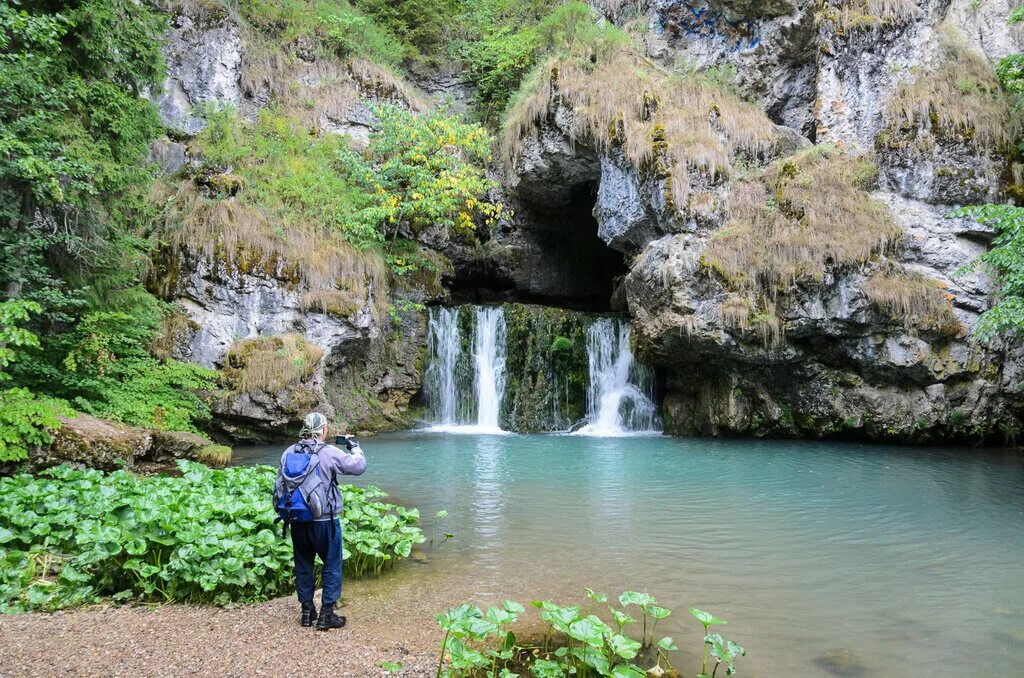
top-left (235, 433), bottom-right (1024, 677)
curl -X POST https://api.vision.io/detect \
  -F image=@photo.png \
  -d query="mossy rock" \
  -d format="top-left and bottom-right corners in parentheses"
top-left (33, 414), bottom-right (152, 471)
top-left (149, 429), bottom-right (216, 462)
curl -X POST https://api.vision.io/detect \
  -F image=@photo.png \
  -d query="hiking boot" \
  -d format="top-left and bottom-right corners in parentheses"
top-left (315, 606), bottom-right (346, 631)
top-left (301, 603), bottom-right (318, 627)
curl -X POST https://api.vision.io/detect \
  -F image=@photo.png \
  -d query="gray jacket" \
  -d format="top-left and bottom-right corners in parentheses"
top-left (280, 439), bottom-right (366, 520)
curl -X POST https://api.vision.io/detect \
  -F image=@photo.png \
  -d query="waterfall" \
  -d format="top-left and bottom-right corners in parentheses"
top-left (423, 306), bottom-right (658, 435)
top-left (574, 318), bottom-right (660, 436)
top-left (424, 307), bottom-right (462, 425)
top-left (472, 307), bottom-right (507, 432)
top-left (423, 305), bottom-right (508, 434)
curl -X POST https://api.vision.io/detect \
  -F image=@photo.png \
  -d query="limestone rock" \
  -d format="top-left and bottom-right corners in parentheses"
top-left (32, 414), bottom-right (152, 471)
top-left (149, 138), bottom-right (190, 175)
top-left (149, 5), bottom-right (242, 134)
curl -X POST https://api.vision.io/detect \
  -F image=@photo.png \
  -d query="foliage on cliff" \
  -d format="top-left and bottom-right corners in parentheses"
top-left (0, 0), bottom-right (165, 306)
top-left (952, 10), bottom-right (1024, 340)
top-left (190, 102), bottom-right (502, 247)
top-left (240, 0), bottom-right (407, 67)
top-left (0, 0), bottom-right (217, 441)
top-left (340, 105), bottom-right (504, 240)
top-left (155, 102), bottom-right (498, 322)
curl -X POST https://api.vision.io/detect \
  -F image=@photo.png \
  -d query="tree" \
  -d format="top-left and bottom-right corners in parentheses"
top-left (0, 0), bottom-right (167, 302)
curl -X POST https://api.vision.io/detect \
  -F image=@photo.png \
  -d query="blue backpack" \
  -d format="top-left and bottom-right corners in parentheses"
top-left (273, 441), bottom-right (330, 528)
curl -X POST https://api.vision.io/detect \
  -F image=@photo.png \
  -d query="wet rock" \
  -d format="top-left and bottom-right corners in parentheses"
top-left (813, 648), bottom-right (869, 677)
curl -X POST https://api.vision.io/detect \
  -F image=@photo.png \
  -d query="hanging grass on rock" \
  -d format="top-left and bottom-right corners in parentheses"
top-left (500, 12), bottom-right (780, 208)
top-left (703, 146), bottom-right (900, 294)
top-left (0, 462), bottom-right (426, 611)
top-left (863, 267), bottom-right (964, 336)
top-left (816, 0), bottom-right (923, 35)
top-left (699, 146), bottom-right (901, 346)
top-left (223, 333), bottom-right (325, 394)
top-left (150, 180), bottom-right (390, 319)
top-left (881, 24), bottom-right (1022, 153)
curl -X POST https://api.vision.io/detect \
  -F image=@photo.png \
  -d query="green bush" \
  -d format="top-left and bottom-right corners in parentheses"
top-left (243, 0), bottom-right (406, 66)
top-left (461, 26), bottom-right (538, 122)
top-left (351, 0), bottom-right (455, 66)
top-left (952, 204), bottom-right (1024, 339)
top-left (340, 104), bottom-right (504, 240)
top-left (57, 311), bottom-right (218, 432)
top-left (0, 388), bottom-right (71, 463)
top-left (0, 300), bottom-right (42, 381)
top-left (0, 300), bottom-right (72, 462)
top-left (422, 589), bottom-right (746, 678)
top-left (0, 462), bottom-right (426, 611)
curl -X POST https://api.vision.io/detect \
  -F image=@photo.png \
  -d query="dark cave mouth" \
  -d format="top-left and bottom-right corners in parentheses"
top-left (450, 179), bottom-right (628, 313)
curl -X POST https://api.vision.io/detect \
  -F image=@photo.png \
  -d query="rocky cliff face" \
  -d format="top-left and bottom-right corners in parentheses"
top-left (146, 3), bottom-right (435, 440)
top-left (502, 0), bottom-right (1024, 442)
top-left (152, 0), bottom-right (1024, 443)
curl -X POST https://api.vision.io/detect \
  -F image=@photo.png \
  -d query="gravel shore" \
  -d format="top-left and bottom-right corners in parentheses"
top-left (0, 579), bottom-right (443, 678)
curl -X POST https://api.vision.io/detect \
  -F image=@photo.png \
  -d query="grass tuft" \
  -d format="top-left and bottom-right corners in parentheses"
top-left (223, 333), bottom-right (324, 394)
top-left (196, 444), bottom-right (233, 467)
top-left (884, 24), bottom-right (1021, 152)
top-left (863, 267), bottom-right (964, 335)
top-left (703, 146), bottom-right (900, 295)
top-left (500, 45), bottom-right (779, 206)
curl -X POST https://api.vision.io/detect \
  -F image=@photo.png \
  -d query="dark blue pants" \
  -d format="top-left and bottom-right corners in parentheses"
top-left (291, 519), bottom-right (342, 607)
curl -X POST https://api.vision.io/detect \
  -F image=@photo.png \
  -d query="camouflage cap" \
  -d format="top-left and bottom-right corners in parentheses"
top-left (300, 412), bottom-right (328, 438)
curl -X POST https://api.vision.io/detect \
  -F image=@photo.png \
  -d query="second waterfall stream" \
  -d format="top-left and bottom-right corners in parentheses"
top-left (422, 305), bottom-right (659, 435)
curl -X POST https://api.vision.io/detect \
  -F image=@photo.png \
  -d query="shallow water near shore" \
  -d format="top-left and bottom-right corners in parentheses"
top-left (233, 432), bottom-right (1024, 677)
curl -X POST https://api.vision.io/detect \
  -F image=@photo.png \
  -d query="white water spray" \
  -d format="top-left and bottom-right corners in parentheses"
top-left (574, 318), bottom-right (660, 436)
top-left (424, 307), bottom-right (462, 425)
top-left (424, 306), bottom-right (508, 434)
top-left (472, 307), bottom-right (507, 432)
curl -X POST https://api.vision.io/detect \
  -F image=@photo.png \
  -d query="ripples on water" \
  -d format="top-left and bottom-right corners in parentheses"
top-left (233, 433), bottom-right (1024, 677)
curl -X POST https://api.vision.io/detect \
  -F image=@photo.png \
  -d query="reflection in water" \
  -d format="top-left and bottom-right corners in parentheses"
top-left (232, 434), bottom-right (1024, 678)
top-left (470, 436), bottom-right (507, 590)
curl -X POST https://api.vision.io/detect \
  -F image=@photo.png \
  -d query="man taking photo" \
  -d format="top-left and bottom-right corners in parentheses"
top-left (274, 411), bottom-right (366, 630)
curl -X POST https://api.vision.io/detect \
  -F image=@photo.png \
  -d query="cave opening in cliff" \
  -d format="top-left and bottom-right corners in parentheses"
top-left (450, 179), bottom-right (627, 312)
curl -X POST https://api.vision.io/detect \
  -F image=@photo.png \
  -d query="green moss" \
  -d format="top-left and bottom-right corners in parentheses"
top-left (778, 403), bottom-right (794, 429)
top-left (197, 444), bottom-right (232, 467)
top-left (500, 303), bottom-right (593, 431)
top-left (549, 336), bottom-right (573, 354)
